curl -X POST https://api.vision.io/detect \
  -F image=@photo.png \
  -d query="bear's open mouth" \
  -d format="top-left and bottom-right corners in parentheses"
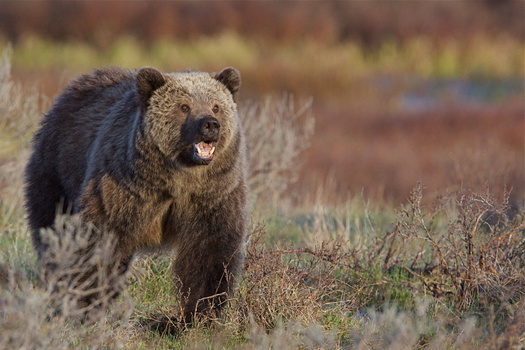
top-left (194, 141), bottom-right (216, 161)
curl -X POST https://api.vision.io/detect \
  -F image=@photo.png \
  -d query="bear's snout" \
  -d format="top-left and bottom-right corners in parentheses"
top-left (199, 116), bottom-right (220, 141)
top-left (191, 116), bottom-right (221, 164)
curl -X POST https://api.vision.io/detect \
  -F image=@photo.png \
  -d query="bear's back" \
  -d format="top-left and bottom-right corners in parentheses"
top-left (50, 67), bottom-right (136, 125)
top-left (31, 67), bottom-right (138, 200)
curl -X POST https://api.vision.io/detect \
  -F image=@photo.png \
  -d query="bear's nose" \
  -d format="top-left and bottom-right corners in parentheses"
top-left (199, 116), bottom-right (220, 139)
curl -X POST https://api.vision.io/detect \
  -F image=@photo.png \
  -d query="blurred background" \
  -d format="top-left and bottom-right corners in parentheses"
top-left (1, 0), bottom-right (523, 207)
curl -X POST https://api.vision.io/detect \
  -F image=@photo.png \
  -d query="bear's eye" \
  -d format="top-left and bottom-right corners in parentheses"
top-left (212, 105), bottom-right (220, 114)
top-left (181, 104), bottom-right (190, 112)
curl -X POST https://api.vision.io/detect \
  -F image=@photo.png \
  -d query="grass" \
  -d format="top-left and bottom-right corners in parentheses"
top-left (1, 43), bottom-right (524, 349)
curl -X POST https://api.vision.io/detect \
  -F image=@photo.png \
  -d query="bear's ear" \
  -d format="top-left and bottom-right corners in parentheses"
top-left (213, 67), bottom-right (241, 100)
top-left (137, 67), bottom-right (166, 104)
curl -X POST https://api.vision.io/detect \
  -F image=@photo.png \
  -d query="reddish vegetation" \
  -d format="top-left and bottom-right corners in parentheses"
top-left (0, 1), bottom-right (523, 46)
top-left (303, 99), bottom-right (524, 205)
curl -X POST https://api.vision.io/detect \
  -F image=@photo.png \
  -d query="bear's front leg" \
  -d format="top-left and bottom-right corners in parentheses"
top-left (171, 199), bottom-right (246, 325)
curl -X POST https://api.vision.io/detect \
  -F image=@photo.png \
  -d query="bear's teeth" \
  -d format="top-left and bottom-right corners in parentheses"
top-left (195, 142), bottom-right (215, 158)
top-left (196, 144), bottom-right (204, 154)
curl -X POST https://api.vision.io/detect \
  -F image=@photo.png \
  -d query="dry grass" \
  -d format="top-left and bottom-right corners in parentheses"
top-left (38, 215), bottom-right (130, 320)
top-left (0, 47), bottom-right (44, 228)
top-left (0, 47), bottom-right (42, 154)
top-left (0, 217), bottom-right (134, 349)
top-left (387, 184), bottom-right (525, 311)
top-left (240, 94), bottom-right (315, 213)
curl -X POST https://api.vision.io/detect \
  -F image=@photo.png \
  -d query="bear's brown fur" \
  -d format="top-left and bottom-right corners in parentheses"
top-left (24, 66), bottom-right (247, 324)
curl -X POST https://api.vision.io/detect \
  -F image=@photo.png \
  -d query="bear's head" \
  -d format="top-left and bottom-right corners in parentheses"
top-left (136, 67), bottom-right (241, 167)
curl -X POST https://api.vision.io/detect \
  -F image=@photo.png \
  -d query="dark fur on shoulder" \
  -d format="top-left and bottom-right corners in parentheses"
top-left (24, 66), bottom-right (247, 324)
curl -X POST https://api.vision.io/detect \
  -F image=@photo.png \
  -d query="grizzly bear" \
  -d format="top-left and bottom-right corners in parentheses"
top-left (24, 66), bottom-right (247, 324)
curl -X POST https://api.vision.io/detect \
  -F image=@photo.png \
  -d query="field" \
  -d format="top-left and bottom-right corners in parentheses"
top-left (6, 32), bottom-right (525, 206)
top-left (0, 9), bottom-right (524, 349)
